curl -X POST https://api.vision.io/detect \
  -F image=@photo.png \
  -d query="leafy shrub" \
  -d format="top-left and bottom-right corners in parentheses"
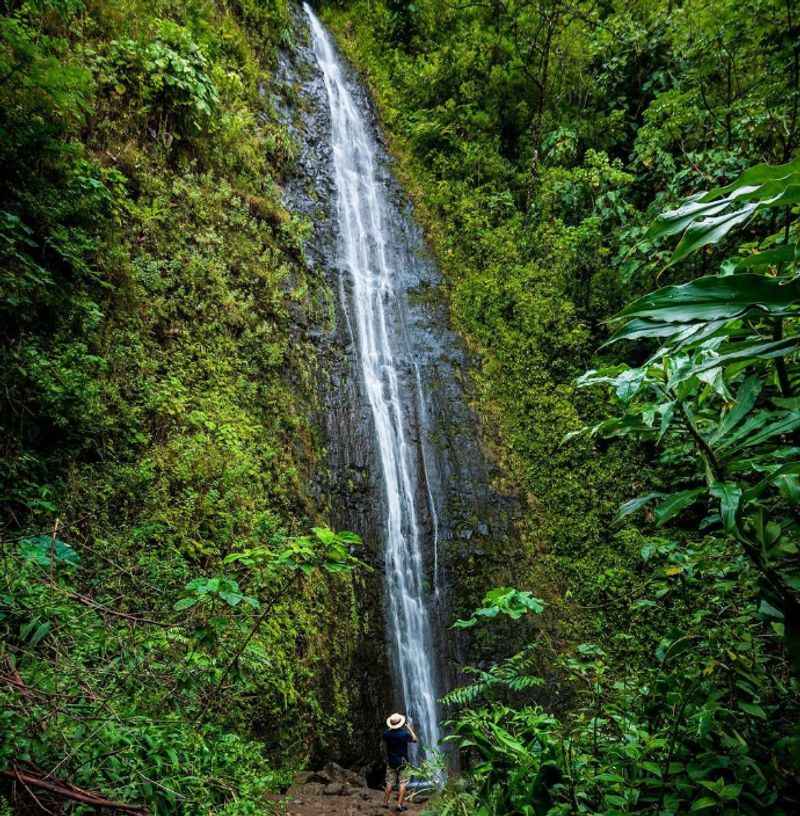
top-left (97, 19), bottom-right (218, 139)
top-left (438, 534), bottom-right (798, 814)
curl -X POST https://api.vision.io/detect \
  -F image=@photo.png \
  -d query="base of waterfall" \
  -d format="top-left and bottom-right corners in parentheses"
top-left (269, 764), bottom-right (426, 815)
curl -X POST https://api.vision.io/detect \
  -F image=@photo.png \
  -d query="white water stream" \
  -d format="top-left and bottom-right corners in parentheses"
top-left (304, 3), bottom-right (442, 757)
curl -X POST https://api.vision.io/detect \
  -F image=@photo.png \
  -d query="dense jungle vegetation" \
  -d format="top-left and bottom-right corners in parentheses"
top-left (327, 0), bottom-right (800, 812)
top-left (2, 0), bottom-right (800, 814)
top-left (1, 0), bottom-right (369, 812)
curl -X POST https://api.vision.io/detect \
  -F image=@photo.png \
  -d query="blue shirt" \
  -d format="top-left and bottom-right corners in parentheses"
top-left (383, 727), bottom-right (413, 768)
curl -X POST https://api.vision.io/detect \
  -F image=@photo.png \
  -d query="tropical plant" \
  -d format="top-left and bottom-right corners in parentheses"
top-left (571, 156), bottom-right (800, 665)
top-left (453, 587), bottom-right (545, 630)
top-left (0, 525), bottom-right (362, 813)
top-left (439, 548), bottom-right (797, 815)
top-left (441, 645), bottom-right (544, 707)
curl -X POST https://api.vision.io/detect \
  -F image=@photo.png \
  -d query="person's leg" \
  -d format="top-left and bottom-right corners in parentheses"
top-left (384, 768), bottom-right (396, 806)
top-left (397, 766), bottom-right (410, 810)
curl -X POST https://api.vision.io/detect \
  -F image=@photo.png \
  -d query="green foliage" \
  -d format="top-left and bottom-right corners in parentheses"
top-left (224, 528), bottom-right (366, 576)
top-left (453, 587), bottom-right (544, 630)
top-left (441, 646), bottom-right (543, 706)
top-left (437, 535), bottom-right (799, 814)
top-left (1, 525), bottom-right (362, 813)
top-left (96, 19), bottom-right (220, 139)
top-left (0, 0), bottom-right (364, 812)
top-left (174, 575), bottom-right (261, 611)
top-left (574, 155), bottom-right (800, 668)
top-left (18, 535), bottom-right (80, 567)
top-left (422, 787), bottom-right (481, 816)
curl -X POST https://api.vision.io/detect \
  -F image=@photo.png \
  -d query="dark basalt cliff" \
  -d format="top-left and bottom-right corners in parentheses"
top-left (273, 6), bottom-right (520, 763)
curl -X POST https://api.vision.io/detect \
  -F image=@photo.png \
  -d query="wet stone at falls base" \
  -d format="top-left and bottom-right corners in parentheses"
top-left (274, 1), bottom-right (518, 762)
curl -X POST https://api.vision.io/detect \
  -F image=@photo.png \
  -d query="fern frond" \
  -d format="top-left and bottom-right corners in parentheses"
top-left (440, 645), bottom-right (543, 708)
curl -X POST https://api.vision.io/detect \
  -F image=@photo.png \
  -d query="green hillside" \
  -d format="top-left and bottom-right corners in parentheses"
top-left (2, 0), bottom-right (799, 814)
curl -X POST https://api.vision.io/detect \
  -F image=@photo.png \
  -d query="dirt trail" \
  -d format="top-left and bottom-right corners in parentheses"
top-left (268, 766), bottom-right (426, 816)
top-left (269, 784), bottom-right (425, 816)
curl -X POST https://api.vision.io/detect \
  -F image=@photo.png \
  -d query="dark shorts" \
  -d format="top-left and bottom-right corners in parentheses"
top-left (387, 762), bottom-right (410, 787)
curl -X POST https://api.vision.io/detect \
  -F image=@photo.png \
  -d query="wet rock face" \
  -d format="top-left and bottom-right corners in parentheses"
top-left (275, 5), bottom-right (517, 762)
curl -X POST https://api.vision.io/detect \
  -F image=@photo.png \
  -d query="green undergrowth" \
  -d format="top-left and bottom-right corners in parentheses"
top-left (1, 0), bottom-right (365, 812)
top-left (323, 0), bottom-right (800, 812)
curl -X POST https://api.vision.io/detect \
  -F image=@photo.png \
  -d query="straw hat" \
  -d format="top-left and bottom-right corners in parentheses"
top-left (386, 713), bottom-right (406, 730)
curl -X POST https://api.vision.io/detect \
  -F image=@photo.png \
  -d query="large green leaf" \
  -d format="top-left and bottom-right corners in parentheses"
top-left (646, 192), bottom-right (733, 241)
top-left (710, 481), bottom-right (742, 532)
top-left (703, 157), bottom-right (800, 199)
top-left (724, 243), bottom-right (799, 273)
top-left (671, 203), bottom-right (759, 265)
top-left (735, 412), bottom-right (800, 451)
top-left (654, 488), bottom-right (705, 526)
top-left (681, 337), bottom-right (800, 381)
top-left (744, 462), bottom-right (800, 501)
top-left (615, 274), bottom-right (800, 325)
top-left (644, 159), bottom-right (800, 266)
top-left (616, 492), bottom-right (664, 522)
top-left (19, 536), bottom-right (80, 567)
top-left (604, 316), bottom-right (729, 349)
top-left (709, 375), bottom-right (762, 445)
top-left (715, 410), bottom-right (784, 453)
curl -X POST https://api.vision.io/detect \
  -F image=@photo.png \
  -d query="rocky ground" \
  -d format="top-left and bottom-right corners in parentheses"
top-left (268, 764), bottom-right (427, 816)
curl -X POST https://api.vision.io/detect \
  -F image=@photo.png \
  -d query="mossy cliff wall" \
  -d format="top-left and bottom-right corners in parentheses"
top-left (0, 0), bottom-right (378, 802)
top-left (318, 1), bottom-right (643, 673)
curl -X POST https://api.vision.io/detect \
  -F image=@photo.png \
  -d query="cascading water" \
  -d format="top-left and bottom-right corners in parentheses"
top-left (304, 3), bottom-right (442, 757)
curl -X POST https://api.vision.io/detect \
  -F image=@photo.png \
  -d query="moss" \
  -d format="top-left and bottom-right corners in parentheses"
top-left (0, 0), bottom-right (368, 801)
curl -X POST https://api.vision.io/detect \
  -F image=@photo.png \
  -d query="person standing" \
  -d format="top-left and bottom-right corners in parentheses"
top-left (382, 712), bottom-right (417, 811)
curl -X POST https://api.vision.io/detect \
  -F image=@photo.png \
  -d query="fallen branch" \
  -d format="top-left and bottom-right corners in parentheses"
top-left (0, 659), bottom-right (41, 701)
top-left (44, 580), bottom-right (171, 627)
top-left (2, 767), bottom-right (148, 815)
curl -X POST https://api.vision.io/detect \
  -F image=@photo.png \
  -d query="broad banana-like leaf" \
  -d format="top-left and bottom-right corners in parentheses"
top-left (614, 274), bottom-right (800, 324)
top-left (646, 192), bottom-right (733, 241)
top-left (603, 317), bottom-right (693, 345)
top-left (680, 337), bottom-right (800, 380)
top-left (703, 157), bottom-right (800, 199)
top-left (710, 481), bottom-right (742, 532)
top-left (714, 410), bottom-right (777, 453)
top-left (668, 319), bottom-right (731, 352)
top-left (671, 203), bottom-right (759, 265)
top-left (734, 412), bottom-right (800, 451)
top-left (723, 243), bottom-right (799, 274)
top-left (604, 316), bottom-right (729, 350)
top-left (615, 492), bottom-right (665, 522)
top-left (646, 158), bottom-right (800, 265)
top-left (716, 411), bottom-right (800, 456)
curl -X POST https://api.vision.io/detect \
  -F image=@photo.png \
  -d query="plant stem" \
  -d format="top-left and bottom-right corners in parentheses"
top-left (773, 319), bottom-right (793, 398)
top-left (195, 573), bottom-right (298, 723)
top-left (679, 402), bottom-right (722, 483)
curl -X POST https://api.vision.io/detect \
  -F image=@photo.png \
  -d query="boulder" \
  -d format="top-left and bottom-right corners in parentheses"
top-left (323, 781), bottom-right (353, 796)
top-left (324, 761), bottom-right (366, 788)
top-left (287, 781), bottom-right (325, 797)
top-left (294, 769), bottom-right (332, 785)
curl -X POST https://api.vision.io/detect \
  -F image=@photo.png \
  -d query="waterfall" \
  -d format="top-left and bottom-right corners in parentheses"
top-left (304, 3), bottom-right (442, 757)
